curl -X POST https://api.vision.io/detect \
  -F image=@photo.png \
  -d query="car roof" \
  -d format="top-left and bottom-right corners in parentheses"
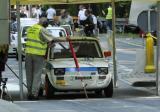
top-left (56, 37), bottom-right (99, 42)
top-left (20, 18), bottom-right (38, 26)
top-left (47, 26), bottom-right (65, 30)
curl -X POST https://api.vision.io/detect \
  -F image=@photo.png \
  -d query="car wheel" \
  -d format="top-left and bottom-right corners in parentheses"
top-left (104, 79), bottom-right (113, 98)
top-left (45, 75), bottom-right (55, 99)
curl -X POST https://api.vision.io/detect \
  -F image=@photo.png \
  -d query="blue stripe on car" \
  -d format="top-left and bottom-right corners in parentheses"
top-left (65, 67), bottom-right (97, 72)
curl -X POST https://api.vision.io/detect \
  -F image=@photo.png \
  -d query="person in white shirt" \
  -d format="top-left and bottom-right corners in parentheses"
top-left (88, 9), bottom-right (97, 28)
top-left (46, 6), bottom-right (56, 25)
top-left (90, 10), bottom-right (98, 37)
top-left (32, 6), bottom-right (37, 18)
top-left (36, 6), bottom-right (42, 19)
top-left (78, 5), bottom-right (87, 26)
top-left (92, 15), bottom-right (97, 28)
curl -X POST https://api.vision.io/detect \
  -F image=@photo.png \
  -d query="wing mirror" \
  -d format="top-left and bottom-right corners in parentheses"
top-left (103, 51), bottom-right (111, 57)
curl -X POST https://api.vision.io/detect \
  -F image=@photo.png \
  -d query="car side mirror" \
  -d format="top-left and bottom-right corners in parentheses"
top-left (104, 51), bottom-right (111, 57)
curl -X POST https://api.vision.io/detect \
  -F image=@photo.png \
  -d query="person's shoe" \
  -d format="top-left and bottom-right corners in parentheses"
top-left (27, 94), bottom-right (39, 100)
top-left (31, 95), bottom-right (39, 100)
top-left (38, 87), bottom-right (44, 97)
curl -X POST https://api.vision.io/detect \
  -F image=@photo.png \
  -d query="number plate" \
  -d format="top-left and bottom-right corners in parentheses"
top-left (75, 76), bottom-right (92, 80)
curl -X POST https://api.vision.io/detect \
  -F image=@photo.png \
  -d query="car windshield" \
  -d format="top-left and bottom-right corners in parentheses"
top-left (50, 40), bottom-right (103, 59)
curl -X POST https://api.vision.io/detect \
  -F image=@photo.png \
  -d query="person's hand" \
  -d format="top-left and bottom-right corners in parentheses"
top-left (48, 41), bottom-right (55, 48)
top-left (66, 36), bottom-right (70, 41)
top-left (85, 24), bottom-right (88, 27)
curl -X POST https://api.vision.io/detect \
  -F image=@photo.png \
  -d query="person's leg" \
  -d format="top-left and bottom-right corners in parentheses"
top-left (0, 53), bottom-right (5, 89)
top-left (25, 54), bottom-right (33, 96)
top-left (89, 27), bottom-right (94, 37)
top-left (84, 27), bottom-right (91, 37)
top-left (0, 71), bottom-right (2, 86)
top-left (108, 19), bottom-right (112, 30)
top-left (0, 71), bottom-right (2, 93)
top-left (32, 55), bottom-right (45, 97)
top-left (0, 62), bottom-right (6, 94)
top-left (0, 62), bottom-right (3, 84)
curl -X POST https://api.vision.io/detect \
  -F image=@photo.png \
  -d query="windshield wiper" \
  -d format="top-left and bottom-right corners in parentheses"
top-left (58, 43), bottom-right (67, 50)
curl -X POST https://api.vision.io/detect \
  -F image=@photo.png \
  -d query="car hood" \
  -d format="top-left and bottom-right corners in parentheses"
top-left (47, 59), bottom-right (108, 68)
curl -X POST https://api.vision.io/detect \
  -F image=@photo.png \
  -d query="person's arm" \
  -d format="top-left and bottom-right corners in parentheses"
top-left (78, 11), bottom-right (81, 24)
top-left (53, 9), bottom-right (56, 16)
top-left (102, 10), bottom-right (106, 16)
top-left (69, 16), bottom-right (74, 31)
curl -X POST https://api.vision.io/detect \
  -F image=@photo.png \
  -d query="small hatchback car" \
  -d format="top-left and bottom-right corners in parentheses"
top-left (44, 37), bottom-right (113, 98)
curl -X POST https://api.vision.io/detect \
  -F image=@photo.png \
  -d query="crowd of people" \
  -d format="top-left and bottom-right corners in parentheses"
top-left (11, 4), bottom-right (112, 36)
top-left (16, 5), bottom-right (110, 37)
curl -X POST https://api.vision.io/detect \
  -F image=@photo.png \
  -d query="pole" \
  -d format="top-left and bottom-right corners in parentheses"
top-left (28, 5), bottom-right (32, 18)
top-left (111, 0), bottom-right (117, 87)
top-left (0, 0), bottom-right (9, 44)
top-left (16, 0), bottom-right (24, 100)
top-left (156, 1), bottom-right (160, 96)
top-left (148, 9), bottom-right (151, 32)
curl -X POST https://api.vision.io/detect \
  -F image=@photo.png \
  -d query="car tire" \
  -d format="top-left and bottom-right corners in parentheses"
top-left (104, 79), bottom-right (113, 98)
top-left (45, 75), bottom-right (55, 99)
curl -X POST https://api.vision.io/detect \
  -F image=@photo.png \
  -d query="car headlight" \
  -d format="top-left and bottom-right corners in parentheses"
top-left (97, 67), bottom-right (108, 75)
top-left (54, 68), bottom-right (65, 75)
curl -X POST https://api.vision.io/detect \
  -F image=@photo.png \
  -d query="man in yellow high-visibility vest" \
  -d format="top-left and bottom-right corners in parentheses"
top-left (106, 5), bottom-right (112, 30)
top-left (25, 17), bottom-right (63, 100)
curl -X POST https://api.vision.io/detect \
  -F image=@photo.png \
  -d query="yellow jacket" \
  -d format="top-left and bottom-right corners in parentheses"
top-left (106, 6), bottom-right (112, 20)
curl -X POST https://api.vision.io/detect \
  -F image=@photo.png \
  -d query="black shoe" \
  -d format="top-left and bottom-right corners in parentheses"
top-left (27, 94), bottom-right (39, 100)
top-left (38, 87), bottom-right (44, 97)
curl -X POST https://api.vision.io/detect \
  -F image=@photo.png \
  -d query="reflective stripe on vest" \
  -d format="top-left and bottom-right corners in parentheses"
top-left (25, 24), bottom-right (47, 56)
top-left (106, 7), bottom-right (112, 19)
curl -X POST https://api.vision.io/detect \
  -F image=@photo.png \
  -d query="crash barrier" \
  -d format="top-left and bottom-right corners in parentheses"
top-left (144, 33), bottom-right (156, 73)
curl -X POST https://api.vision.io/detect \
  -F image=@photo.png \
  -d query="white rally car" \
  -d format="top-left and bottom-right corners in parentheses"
top-left (44, 37), bottom-right (113, 98)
